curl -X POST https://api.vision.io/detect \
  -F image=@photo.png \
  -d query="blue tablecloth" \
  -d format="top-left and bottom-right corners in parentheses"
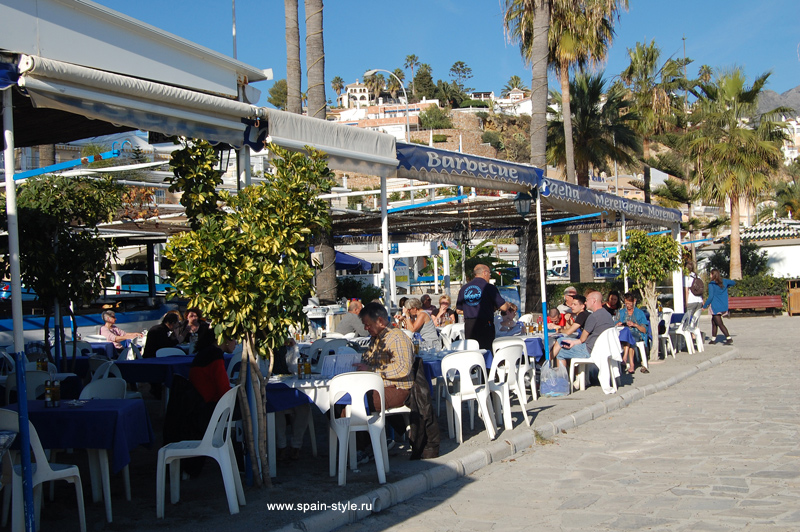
top-left (523, 337), bottom-right (545, 362)
top-left (89, 341), bottom-right (116, 359)
top-left (265, 382), bottom-right (313, 413)
top-left (115, 357), bottom-right (193, 387)
top-left (7, 398), bottom-right (154, 473)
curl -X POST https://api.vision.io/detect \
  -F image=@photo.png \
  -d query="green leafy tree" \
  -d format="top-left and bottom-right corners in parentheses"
top-left (707, 241), bottom-right (770, 278)
top-left (166, 140), bottom-right (224, 230)
top-left (330, 76), bottom-right (345, 97)
top-left (1, 175), bottom-right (123, 362)
top-left (336, 277), bottom-right (382, 303)
top-left (363, 71), bottom-right (385, 102)
top-left (268, 79), bottom-right (288, 110)
top-left (617, 230), bottom-right (681, 360)
top-left (773, 180), bottom-right (800, 220)
top-left (165, 144), bottom-right (334, 485)
top-left (412, 64), bottom-right (436, 101)
top-left (449, 61), bottom-right (474, 93)
top-left (418, 106), bottom-right (453, 130)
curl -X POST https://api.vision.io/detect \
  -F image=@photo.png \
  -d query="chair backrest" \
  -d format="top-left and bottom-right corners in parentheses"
top-left (492, 336), bottom-right (529, 371)
top-left (0, 350), bottom-right (14, 374)
top-left (88, 355), bottom-right (111, 375)
top-left (591, 328), bottom-right (622, 362)
top-left (0, 409), bottom-right (51, 470)
top-left (156, 347), bottom-right (186, 358)
top-left (440, 351), bottom-right (489, 397)
top-left (24, 361), bottom-right (56, 373)
top-left (438, 324), bottom-right (454, 349)
top-left (310, 338), bottom-right (348, 370)
top-left (328, 372), bottom-right (384, 427)
top-left (488, 343), bottom-right (524, 384)
top-left (226, 351), bottom-right (243, 382)
top-left (5, 370), bottom-right (51, 404)
top-left (64, 341), bottom-right (94, 357)
top-left (199, 385), bottom-right (240, 450)
top-left (451, 339), bottom-right (479, 351)
top-left (91, 360), bottom-right (123, 381)
top-left (335, 346), bottom-right (358, 356)
top-left (448, 323), bottom-right (465, 342)
top-left (659, 310), bottom-right (673, 335)
top-left (79, 378), bottom-right (127, 399)
top-left (518, 313), bottom-right (535, 324)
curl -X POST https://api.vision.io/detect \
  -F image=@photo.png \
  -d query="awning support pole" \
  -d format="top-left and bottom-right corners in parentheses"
top-left (4, 87), bottom-right (36, 532)
top-left (535, 188), bottom-right (550, 361)
top-left (13, 148), bottom-right (123, 181)
top-left (541, 211), bottom-right (606, 226)
top-left (622, 213), bottom-right (629, 293)
top-left (381, 175), bottom-right (390, 310)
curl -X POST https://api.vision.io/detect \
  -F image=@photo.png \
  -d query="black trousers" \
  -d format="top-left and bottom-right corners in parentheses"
top-left (464, 318), bottom-right (495, 351)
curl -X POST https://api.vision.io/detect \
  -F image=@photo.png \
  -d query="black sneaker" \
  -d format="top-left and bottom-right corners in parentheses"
top-left (723, 338), bottom-right (733, 345)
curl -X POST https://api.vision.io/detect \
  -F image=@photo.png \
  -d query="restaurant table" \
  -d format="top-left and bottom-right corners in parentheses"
top-left (6, 398), bottom-right (154, 522)
top-left (0, 372), bottom-right (81, 404)
top-left (89, 341), bottom-right (115, 359)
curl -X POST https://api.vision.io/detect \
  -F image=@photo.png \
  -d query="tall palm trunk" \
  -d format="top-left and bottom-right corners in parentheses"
top-left (559, 64), bottom-right (577, 184)
top-left (576, 160), bottom-right (594, 282)
top-left (284, 0), bottom-right (302, 114)
top-left (642, 138), bottom-right (652, 203)
top-left (729, 197), bottom-right (742, 279)
top-left (304, 0), bottom-right (326, 120)
top-left (38, 144), bottom-right (56, 166)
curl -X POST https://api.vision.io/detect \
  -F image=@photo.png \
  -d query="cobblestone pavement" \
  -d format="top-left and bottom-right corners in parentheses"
top-left (339, 315), bottom-right (800, 532)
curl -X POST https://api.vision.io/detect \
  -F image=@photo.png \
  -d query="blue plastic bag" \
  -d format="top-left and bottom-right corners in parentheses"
top-left (540, 363), bottom-right (569, 397)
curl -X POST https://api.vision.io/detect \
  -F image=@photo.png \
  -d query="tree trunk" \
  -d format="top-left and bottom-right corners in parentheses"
top-left (729, 196), bottom-right (742, 279)
top-left (525, 0), bottom-right (549, 303)
top-left (643, 281), bottom-right (660, 362)
top-left (524, 218), bottom-right (544, 313)
top-left (316, 227), bottom-right (337, 304)
top-left (578, 233), bottom-right (594, 283)
top-left (284, 0), bottom-right (302, 115)
top-left (560, 64), bottom-right (576, 184)
top-left (304, 0), bottom-right (326, 120)
top-left (569, 237), bottom-right (580, 283)
top-left (237, 335), bottom-right (271, 487)
top-left (642, 138), bottom-right (651, 204)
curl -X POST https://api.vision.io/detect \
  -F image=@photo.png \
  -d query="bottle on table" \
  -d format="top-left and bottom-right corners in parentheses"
top-left (298, 356), bottom-right (305, 380)
top-left (44, 380), bottom-right (52, 408)
top-left (52, 380), bottom-right (60, 408)
top-left (412, 336), bottom-right (420, 355)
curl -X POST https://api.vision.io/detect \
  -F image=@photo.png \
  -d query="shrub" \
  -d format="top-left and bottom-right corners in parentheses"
top-left (481, 131), bottom-right (503, 150)
top-left (475, 111), bottom-right (489, 121)
top-left (418, 106), bottom-right (453, 129)
top-left (729, 274), bottom-right (787, 309)
top-left (707, 241), bottom-right (769, 277)
top-left (336, 276), bottom-right (382, 303)
top-left (459, 99), bottom-right (489, 108)
top-left (410, 138), bottom-right (427, 145)
top-left (432, 134), bottom-right (448, 143)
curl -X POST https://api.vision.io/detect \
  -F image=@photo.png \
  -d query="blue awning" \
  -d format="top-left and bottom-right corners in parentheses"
top-left (396, 142), bottom-right (542, 193)
top-left (310, 248), bottom-right (372, 271)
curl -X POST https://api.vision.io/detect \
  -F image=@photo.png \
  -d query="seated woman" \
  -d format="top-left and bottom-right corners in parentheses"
top-left (402, 297), bottom-right (441, 348)
top-left (495, 302), bottom-right (522, 337)
top-left (175, 307), bottom-right (209, 344)
top-left (603, 290), bottom-right (622, 316)
top-left (432, 295), bottom-right (457, 326)
top-left (189, 329), bottom-right (235, 404)
top-left (393, 297), bottom-right (409, 328)
top-left (615, 292), bottom-right (649, 374)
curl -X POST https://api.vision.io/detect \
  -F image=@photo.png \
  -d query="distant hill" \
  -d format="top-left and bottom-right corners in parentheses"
top-left (757, 84), bottom-right (800, 117)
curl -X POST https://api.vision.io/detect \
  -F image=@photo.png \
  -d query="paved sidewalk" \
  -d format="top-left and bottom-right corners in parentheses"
top-left (336, 314), bottom-right (800, 532)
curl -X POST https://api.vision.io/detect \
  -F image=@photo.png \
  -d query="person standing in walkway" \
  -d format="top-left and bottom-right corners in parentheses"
top-left (456, 264), bottom-right (511, 351)
top-left (703, 269), bottom-right (735, 345)
top-left (683, 263), bottom-right (705, 328)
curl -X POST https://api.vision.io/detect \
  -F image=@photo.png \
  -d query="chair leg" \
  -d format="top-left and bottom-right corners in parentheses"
top-left (168, 459), bottom-right (181, 505)
top-left (267, 412), bottom-right (277, 479)
top-left (215, 450), bottom-right (241, 515)
top-left (337, 432), bottom-right (349, 486)
top-left (306, 415), bottom-right (317, 458)
top-left (227, 441), bottom-right (246, 506)
top-left (71, 476), bottom-right (87, 532)
top-left (123, 465), bottom-right (131, 502)
top-left (478, 397), bottom-right (497, 441)
top-left (97, 449), bottom-right (113, 522)
top-left (368, 428), bottom-right (387, 484)
top-left (156, 450), bottom-right (166, 518)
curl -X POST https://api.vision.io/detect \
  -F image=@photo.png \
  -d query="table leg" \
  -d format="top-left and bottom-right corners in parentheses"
top-left (97, 449), bottom-right (113, 523)
top-left (87, 449), bottom-right (102, 503)
top-left (267, 412), bottom-right (276, 478)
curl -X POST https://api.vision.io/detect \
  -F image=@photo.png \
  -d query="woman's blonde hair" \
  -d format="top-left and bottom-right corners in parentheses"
top-left (438, 295), bottom-right (451, 305)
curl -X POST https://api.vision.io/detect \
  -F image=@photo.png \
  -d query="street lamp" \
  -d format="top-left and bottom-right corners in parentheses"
top-left (513, 191), bottom-right (532, 218)
top-left (452, 221), bottom-right (468, 284)
top-left (364, 68), bottom-right (410, 143)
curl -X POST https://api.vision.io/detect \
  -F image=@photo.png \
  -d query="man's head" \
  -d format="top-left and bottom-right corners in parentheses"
top-left (473, 263), bottom-right (492, 281)
top-left (569, 294), bottom-right (587, 314)
top-left (420, 294), bottom-right (432, 307)
top-left (161, 312), bottom-right (180, 330)
top-left (348, 299), bottom-right (362, 314)
top-left (585, 290), bottom-right (604, 312)
top-left (359, 302), bottom-right (390, 337)
top-left (563, 286), bottom-right (577, 306)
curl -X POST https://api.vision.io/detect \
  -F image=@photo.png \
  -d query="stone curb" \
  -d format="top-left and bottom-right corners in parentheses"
top-left (272, 347), bottom-right (740, 532)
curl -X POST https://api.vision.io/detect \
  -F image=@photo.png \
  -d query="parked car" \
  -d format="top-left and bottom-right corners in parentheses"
top-left (594, 267), bottom-right (620, 280)
top-left (104, 270), bottom-right (175, 297)
top-left (0, 282), bottom-right (38, 301)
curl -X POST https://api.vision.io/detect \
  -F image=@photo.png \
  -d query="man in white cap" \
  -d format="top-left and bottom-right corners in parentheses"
top-left (557, 286), bottom-right (578, 314)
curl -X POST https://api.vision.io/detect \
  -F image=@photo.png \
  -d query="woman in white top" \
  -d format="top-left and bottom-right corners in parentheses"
top-left (403, 297), bottom-right (441, 348)
top-left (683, 263), bottom-right (704, 328)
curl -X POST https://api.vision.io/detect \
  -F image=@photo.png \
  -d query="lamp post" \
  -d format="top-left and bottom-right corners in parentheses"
top-left (513, 192), bottom-right (532, 310)
top-left (453, 221), bottom-right (467, 285)
top-left (364, 69), bottom-right (409, 143)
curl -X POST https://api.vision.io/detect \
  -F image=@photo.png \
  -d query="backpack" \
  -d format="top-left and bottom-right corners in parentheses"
top-left (689, 274), bottom-right (704, 297)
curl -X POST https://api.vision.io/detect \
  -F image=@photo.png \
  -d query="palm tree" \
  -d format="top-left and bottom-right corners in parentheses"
top-left (304, 0), bottom-right (326, 120)
top-left (404, 54), bottom-right (420, 97)
top-left (363, 72), bottom-right (385, 103)
top-left (387, 69), bottom-right (404, 100)
top-left (773, 181), bottom-right (800, 219)
top-left (688, 69), bottom-right (789, 279)
top-left (620, 40), bottom-right (687, 203)
top-left (502, 75), bottom-right (529, 97)
top-left (284, 0), bottom-right (302, 114)
top-left (503, 0), bottom-right (551, 312)
top-left (331, 76), bottom-right (345, 97)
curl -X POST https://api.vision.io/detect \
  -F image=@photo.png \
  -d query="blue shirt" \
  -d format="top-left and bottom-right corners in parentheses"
top-left (456, 277), bottom-right (505, 322)
top-left (704, 279), bottom-right (736, 314)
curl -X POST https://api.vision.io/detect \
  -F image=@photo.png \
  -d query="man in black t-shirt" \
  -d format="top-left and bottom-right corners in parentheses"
top-left (552, 295), bottom-right (589, 359)
top-left (456, 264), bottom-right (511, 350)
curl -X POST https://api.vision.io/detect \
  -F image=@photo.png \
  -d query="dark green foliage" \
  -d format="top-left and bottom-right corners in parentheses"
top-left (459, 99), bottom-right (489, 108)
top-left (418, 106), bottom-right (453, 130)
top-left (729, 275), bottom-right (787, 309)
top-left (336, 276), bottom-right (382, 303)
top-left (412, 66), bottom-right (436, 100)
top-left (167, 140), bottom-right (224, 230)
top-left (707, 241), bottom-right (769, 278)
top-left (410, 139), bottom-right (427, 145)
top-left (432, 134), bottom-right (448, 143)
top-left (475, 111), bottom-right (489, 121)
top-left (268, 79), bottom-right (288, 110)
top-left (481, 131), bottom-right (504, 150)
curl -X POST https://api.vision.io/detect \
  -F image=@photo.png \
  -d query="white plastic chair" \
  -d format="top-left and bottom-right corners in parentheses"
top-left (438, 324), bottom-right (454, 349)
top-left (156, 385), bottom-right (244, 517)
top-left (569, 328), bottom-right (621, 395)
top-left (79, 378), bottom-right (126, 400)
top-left (226, 352), bottom-right (243, 384)
top-left (670, 308), bottom-right (704, 354)
top-left (451, 339), bottom-right (479, 351)
top-left (440, 351), bottom-right (497, 443)
top-left (518, 313), bottom-right (535, 324)
top-left (4, 371), bottom-right (50, 405)
top-left (493, 336), bottom-right (536, 405)
top-left (309, 339), bottom-right (348, 372)
top-left (487, 343), bottom-right (529, 430)
top-left (658, 308), bottom-right (676, 358)
top-left (64, 341), bottom-right (93, 357)
top-left (448, 323), bottom-right (465, 344)
top-left (327, 372), bottom-right (389, 486)
top-left (0, 351), bottom-right (15, 374)
top-left (0, 409), bottom-right (86, 532)
top-left (401, 329), bottom-right (414, 339)
top-left (155, 347), bottom-right (186, 358)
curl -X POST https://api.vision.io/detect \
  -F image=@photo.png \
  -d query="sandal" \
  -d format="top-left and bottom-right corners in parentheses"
top-left (639, 367), bottom-right (650, 374)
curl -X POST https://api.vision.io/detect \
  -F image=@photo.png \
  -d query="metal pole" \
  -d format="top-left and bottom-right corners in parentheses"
top-left (381, 175), bottom-right (390, 310)
top-left (3, 87), bottom-right (36, 532)
top-left (621, 212), bottom-right (629, 293)
top-left (535, 189), bottom-right (550, 361)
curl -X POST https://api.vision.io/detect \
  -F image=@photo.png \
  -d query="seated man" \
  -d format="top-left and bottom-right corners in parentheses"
top-left (552, 295), bottom-right (589, 359)
top-left (335, 299), bottom-right (368, 337)
top-left (556, 290), bottom-right (615, 369)
top-left (556, 286), bottom-right (578, 314)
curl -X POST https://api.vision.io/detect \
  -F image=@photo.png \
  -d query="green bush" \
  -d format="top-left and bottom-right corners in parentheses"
top-left (410, 138), bottom-right (427, 145)
top-left (481, 131), bottom-right (503, 150)
top-left (708, 241), bottom-right (769, 277)
top-left (432, 134), bottom-right (448, 143)
top-left (459, 99), bottom-right (489, 108)
top-left (729, 274), bottom-right (787, 309)
top-left (475, 111), bottom-right (489, 121)
top-left (418, 106), bottom-right (453, 129)
top-left (336, 276), bottom-right (382, 303)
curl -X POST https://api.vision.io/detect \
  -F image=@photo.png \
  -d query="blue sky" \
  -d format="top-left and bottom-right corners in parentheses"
top-left (96, 0), bottom-right (799, 107)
